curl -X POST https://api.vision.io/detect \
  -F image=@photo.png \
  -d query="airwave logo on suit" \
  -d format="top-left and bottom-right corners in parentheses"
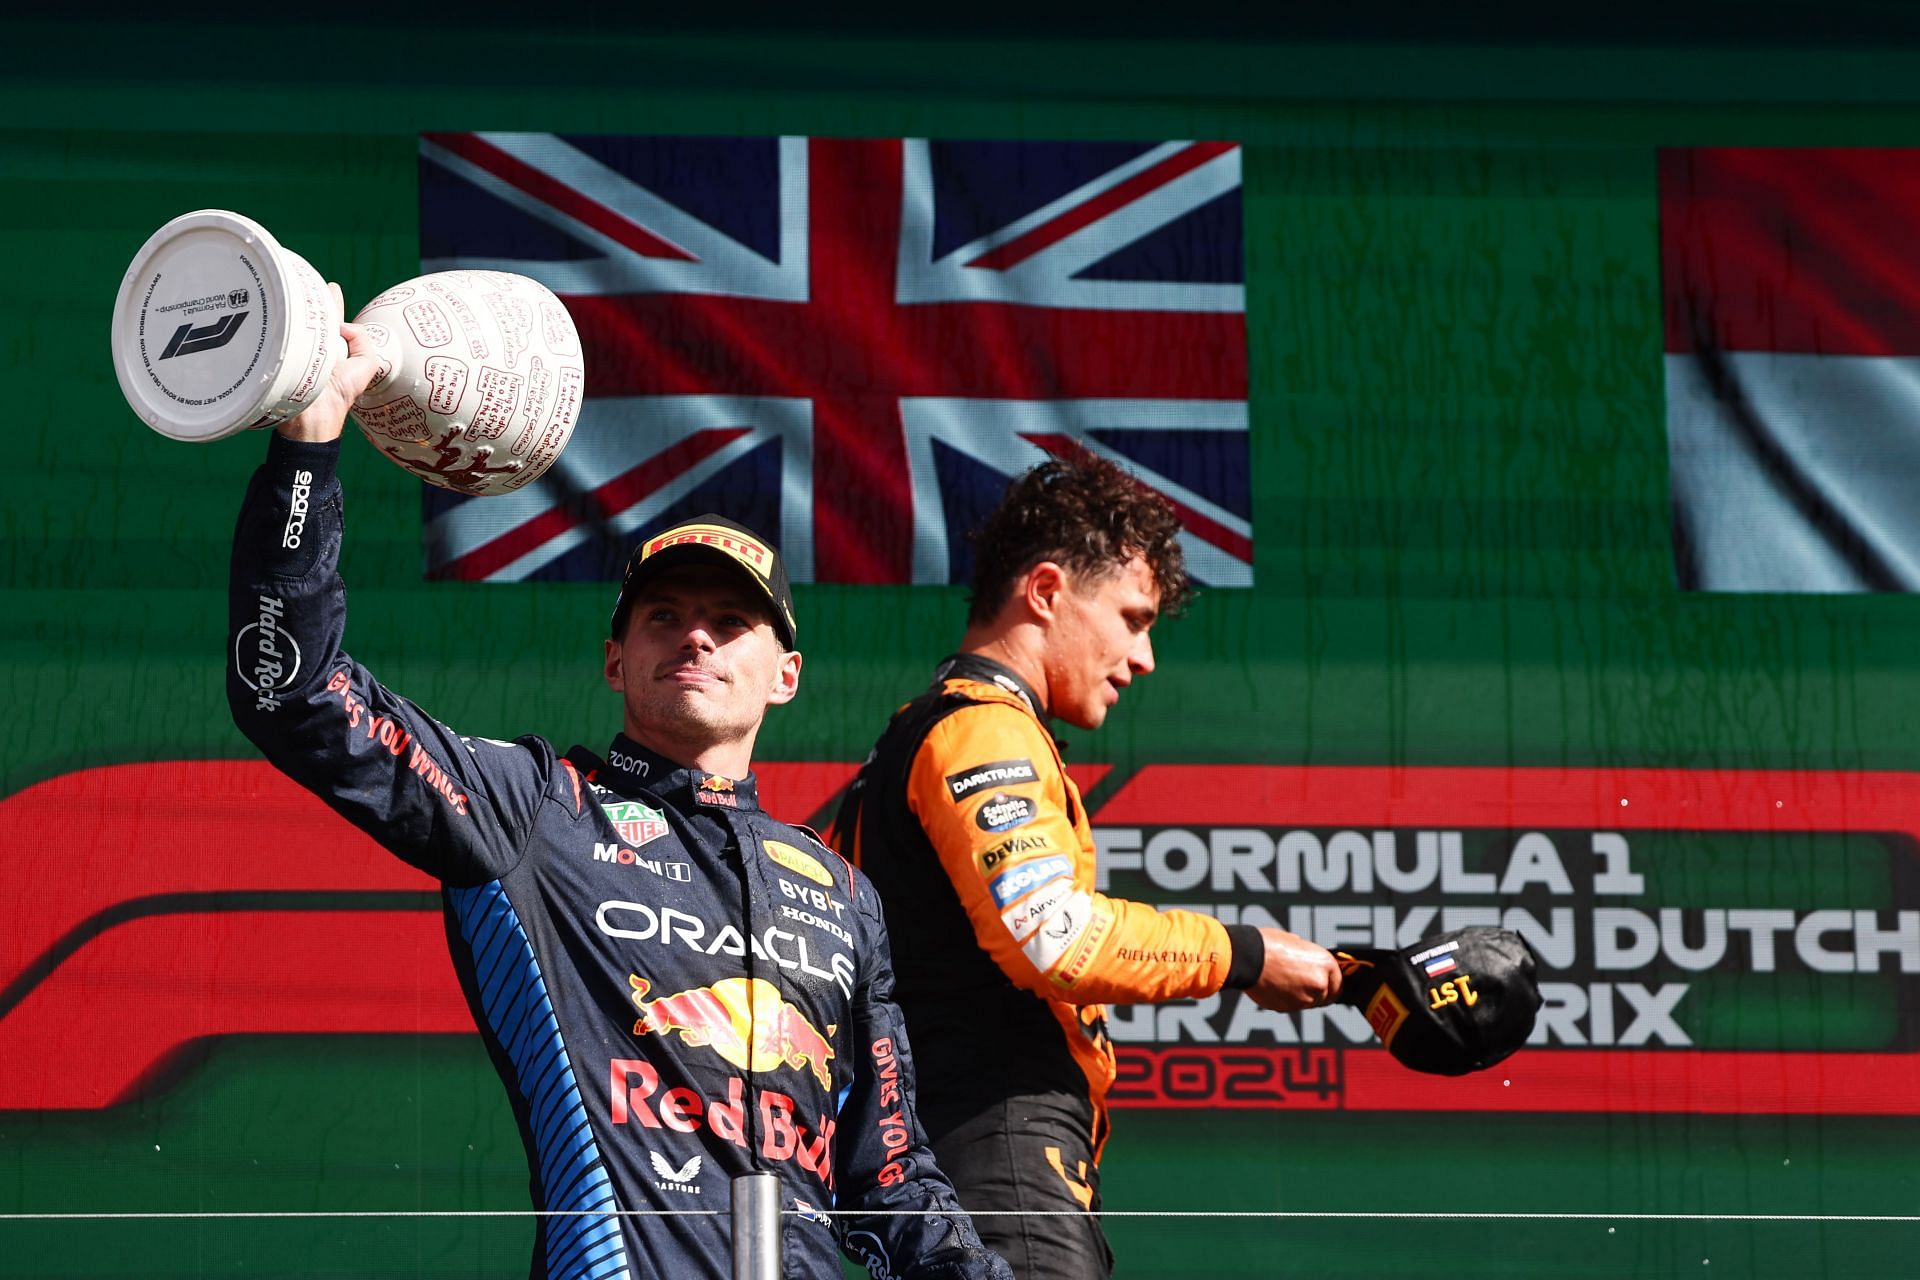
top-left (765, 839), bottom-right (834, 886)
top-left (1000, 880), bottom-right (1077, 945)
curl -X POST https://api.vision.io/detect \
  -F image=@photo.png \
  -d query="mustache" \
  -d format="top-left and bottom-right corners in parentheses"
top-left (655, 658), bottom-right (728, 682)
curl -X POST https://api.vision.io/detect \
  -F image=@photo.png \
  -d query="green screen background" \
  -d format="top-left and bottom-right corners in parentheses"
top-left (5, 11), bottom-right (1920, 1277)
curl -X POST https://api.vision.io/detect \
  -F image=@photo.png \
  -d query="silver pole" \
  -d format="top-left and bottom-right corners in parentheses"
top-left (731, 1170), bottom-right (782, 1280)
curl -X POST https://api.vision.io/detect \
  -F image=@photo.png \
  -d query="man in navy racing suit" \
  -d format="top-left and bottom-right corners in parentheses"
top-left (226, 288), bottom-right (1011, 1280)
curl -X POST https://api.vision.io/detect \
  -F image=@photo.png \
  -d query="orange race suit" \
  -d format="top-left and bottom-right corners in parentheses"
top-left (831, 653), bottom-right (1264, 1163)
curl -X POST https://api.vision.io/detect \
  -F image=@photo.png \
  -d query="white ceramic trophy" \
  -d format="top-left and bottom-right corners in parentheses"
top-left (349, 270), bottom-right (585, 496)
top-left (111, 210), bottom-right (342, 443)
top-left (110, 210), bottom-right (586, 497)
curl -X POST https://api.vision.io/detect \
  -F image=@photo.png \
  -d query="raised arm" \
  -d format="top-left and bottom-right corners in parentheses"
top-left (226, 292), bottom-right (553, 885)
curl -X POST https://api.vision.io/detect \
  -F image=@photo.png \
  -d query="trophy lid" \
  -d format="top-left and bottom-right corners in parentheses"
top-left (109, 209), bottom-right (305, 442)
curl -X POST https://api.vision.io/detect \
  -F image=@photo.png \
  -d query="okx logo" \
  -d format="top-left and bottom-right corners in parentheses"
top-left (159, 311), bottom-right (249, 360)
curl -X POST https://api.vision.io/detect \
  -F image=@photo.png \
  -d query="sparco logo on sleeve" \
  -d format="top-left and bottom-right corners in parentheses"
top-left (281, 470), bottom-right (314, 548)
top-left (234, 594), bottom-right (302, 712)
top-left (945, 758), bottom-right (1037, 800)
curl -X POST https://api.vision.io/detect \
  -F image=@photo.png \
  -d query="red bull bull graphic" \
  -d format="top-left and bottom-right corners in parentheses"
top-left (628, 974), bottom-right (836, 1088)
top-left (695, 774), bottom-right (740, 808)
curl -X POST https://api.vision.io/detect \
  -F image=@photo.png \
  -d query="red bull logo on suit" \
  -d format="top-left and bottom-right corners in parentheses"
top-left (628, 974), bottom-right (837, 1087)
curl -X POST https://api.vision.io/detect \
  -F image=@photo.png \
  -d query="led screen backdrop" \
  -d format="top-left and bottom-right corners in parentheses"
top-left (6, 13), bottom-right (1920, 1279)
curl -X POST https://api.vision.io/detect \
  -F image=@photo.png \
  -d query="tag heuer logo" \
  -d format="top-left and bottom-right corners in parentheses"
top-left (601, 800), bottom-right (669, 847)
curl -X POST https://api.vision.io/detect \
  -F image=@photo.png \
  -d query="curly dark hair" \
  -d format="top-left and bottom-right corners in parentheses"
top-left (966, 455), bottom-right (1195, 624)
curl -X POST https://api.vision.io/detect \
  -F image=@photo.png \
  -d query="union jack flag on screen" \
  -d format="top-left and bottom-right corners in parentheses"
top-left (416, 133), bottom-right (1252, 585)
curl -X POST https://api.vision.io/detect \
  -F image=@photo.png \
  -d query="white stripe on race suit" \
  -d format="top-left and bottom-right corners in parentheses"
top-left (1017, 890), bottom-right (1094, 972)
top-left (1000, 879), bottom-right (1078, 946)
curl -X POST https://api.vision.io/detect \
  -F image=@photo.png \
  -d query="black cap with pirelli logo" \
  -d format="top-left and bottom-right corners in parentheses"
top-left (1333, 927), bottom-right (1541, 1076)
top-left (610, 514), bottom-right (797, 648)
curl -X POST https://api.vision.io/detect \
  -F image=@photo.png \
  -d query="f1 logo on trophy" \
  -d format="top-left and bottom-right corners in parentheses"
top-left (109, 209), bottom-right (584, 496)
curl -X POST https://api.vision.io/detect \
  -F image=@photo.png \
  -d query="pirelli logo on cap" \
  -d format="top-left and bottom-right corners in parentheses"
top-left (644, 524), bottom-right (775, 580)
top-left (1365, 986), bottom-right (1411, 1048)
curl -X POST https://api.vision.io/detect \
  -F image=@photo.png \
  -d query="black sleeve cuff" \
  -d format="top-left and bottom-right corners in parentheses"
top-left (242, 432), bottom-right (342, 580)
top-left (263, 430), bottom-right (341, 490)
top-left (1222, 923), bottom-right (1265, 989)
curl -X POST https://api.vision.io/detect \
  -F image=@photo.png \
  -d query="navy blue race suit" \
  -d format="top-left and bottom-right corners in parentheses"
top-left (228, 434), bottom-right (1011, 1280)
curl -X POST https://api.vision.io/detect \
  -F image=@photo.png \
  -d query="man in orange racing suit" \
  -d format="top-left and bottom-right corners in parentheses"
top-left (831, 458), bottom-right (1342, 1279)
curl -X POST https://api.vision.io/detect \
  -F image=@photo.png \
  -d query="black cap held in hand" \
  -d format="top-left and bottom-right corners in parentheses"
top-left (1334, 927), bottom-right (1541, 1076)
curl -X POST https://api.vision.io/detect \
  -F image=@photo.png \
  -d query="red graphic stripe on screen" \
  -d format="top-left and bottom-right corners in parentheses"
top-left (0, 762), bottom-right (429, 996)
top-left (1661, 148), bottom-right (1920, 357)
top-left (1110, 1046), bottom-right (1920, 1115)
top-left (1065, 764), bottom-right (1112, 796)
top-left (0, 761), bottom-right (859, 1001)
top-left (0, 761), bottom-right (870, 1109)
top-left (1342, 1047), bottom-right (1920, 1114)
top-left (6, 762), bottom-right (1919, 1112)
top-left (751, 762), bottom-right (862, 830)
top-left (0, 910), bottom-right (471, 1111)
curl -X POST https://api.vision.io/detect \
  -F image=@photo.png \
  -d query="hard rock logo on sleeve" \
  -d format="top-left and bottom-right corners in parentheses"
top-left (234, 594), bottom-right (302, 712)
